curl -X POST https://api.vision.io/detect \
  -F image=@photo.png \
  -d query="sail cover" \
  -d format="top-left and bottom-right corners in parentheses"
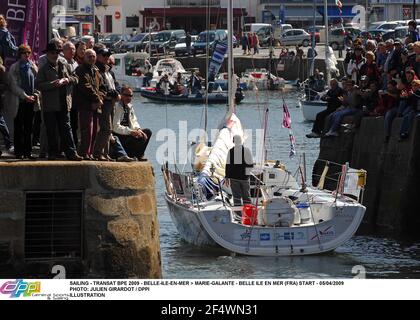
top-left (196, 113), bottom-right (244, 197)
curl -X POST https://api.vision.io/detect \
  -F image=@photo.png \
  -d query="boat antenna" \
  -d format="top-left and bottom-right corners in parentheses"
top-left (204, 0), bottom-right (211, 138)
top-left (324, 0), bottom-right (331, 84)
top-left (227, 0), bottom-right (235, 115)
top-left (310, 0), bottom-right (316, 77)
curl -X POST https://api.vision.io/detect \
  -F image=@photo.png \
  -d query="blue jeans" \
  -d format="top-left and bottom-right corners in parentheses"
top-left (109, 135), bottom-right (128, 159)
top-left (328, 108), bottom-right (360, 133)
top-left (400, 110), bottom-right (420, 136)
top-left (0, 114), bottom-right (12, 149)
top-left (384, 101), bottom-right (411, 137)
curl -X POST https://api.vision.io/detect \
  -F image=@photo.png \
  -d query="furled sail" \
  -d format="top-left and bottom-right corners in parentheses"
top-left (195, 113), bottom-right (244, 197)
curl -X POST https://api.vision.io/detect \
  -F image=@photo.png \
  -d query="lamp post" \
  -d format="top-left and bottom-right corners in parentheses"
top-left (414, 0), bottom-right (417, 20)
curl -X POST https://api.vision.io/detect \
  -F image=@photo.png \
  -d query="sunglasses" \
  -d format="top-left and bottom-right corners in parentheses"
top-left (22, 51), bottom-right (31, 55)
top-left (123, 93), bottom-right (133, 97)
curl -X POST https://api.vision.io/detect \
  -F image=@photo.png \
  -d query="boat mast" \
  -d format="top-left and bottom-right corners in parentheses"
top-left (310, 0), bottom-right (316, 77)
top-left (204, 1), bottom-right (210, 138)
top-left (324, 0), bottom-right (331, 84)
top-left (227, 0), bottom-right (235, 114)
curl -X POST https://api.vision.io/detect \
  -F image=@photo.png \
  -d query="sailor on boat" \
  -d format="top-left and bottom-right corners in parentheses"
top-left (189, 71), bottom-right (203, 95)
top-left (305, 69), bottom-right (326, 101)
top-left (224, 135), bottom-right (254, 215)
top-left (156, 74), bottom-right (173, 95)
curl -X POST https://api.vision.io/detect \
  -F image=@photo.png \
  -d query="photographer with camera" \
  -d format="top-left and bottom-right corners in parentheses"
top-left (93, 46), bottom-right (120, 161)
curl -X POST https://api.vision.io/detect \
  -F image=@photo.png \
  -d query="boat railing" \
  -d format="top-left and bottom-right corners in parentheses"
top-left (310, 159), bottom-right (367, 204)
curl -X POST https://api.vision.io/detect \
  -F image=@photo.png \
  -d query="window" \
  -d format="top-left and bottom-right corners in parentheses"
top-left (67, 0), bottom-right (78, 11)
top-left (126, 16), bottom-right (140, 28)
top-left (105, 15), bottom-right (113, 33)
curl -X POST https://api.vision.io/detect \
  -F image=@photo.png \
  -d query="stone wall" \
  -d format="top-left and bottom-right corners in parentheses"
top-left (313, 117), bottom-right (420, 236)
top-left (0, 162), bottom-right (161, 279)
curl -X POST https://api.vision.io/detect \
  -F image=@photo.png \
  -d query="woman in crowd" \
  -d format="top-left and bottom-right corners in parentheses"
top-left (0, 14), bottom-right (18, 61)
top-left (9, 44), bottom-right (38, 159)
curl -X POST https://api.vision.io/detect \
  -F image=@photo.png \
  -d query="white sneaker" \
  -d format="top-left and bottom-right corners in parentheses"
top-left (7, 146), bottom-right (14, 154)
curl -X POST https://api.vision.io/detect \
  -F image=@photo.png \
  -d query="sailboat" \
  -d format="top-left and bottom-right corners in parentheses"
top-left (162, 0), bottom-right (366, 256)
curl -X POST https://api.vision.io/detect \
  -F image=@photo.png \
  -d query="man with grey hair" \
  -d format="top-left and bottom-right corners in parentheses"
top-left (75, 49), bottom-right (106, 159)
top-left (225, 135), bottom-right (254, 210)
top-left (62, 41), bottom-right (79, 146)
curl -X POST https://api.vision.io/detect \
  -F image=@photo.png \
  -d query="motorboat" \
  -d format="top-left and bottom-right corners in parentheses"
top-left (113, 52), bottom-right (151, 91)
top-left (140, 87), bottom-right (244, 104)
top-left (300, 98), bottom-right (328, 122)
top-left (150, 58), bottom-right (187, 87)
top-left (242, 68), bottom-right (286, 91)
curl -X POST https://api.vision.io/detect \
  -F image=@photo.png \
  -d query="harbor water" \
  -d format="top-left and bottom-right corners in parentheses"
top-left (134, 91), bottom-right (420, 279)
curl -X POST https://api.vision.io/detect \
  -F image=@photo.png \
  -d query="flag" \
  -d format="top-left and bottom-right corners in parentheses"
top-left (289, 133), bottom-right (296, 158)
top-left (281, 100), bottom-right (296, 158)
top-left (208, 41), bottom-right (228, 82)
top-left (282, 102), bottom-right (292, 129)
top-left (335, 0), bottom-right (343, 9)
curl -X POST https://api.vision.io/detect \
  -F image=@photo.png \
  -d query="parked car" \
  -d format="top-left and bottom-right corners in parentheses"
top-left (135, 33), bottom-right (158, 53)
top-left (100, 34), bottom-right (131, 50)
top-left (174, 35), bottom-right (198, 56)
top-left (116, 33), bottom-right (147, 53)
top-left (192, 30), bottom-right (228, 55)
top-left (373, 22), bottom-right (401, 31)
top-left (361, 29), bottom-right (389, 40)
top-left (328, 27), bottom-right (361, 50)
top-left (148, 30), bottom-right (186, 54)
top-left (279, 29), bottom-right (311, 47)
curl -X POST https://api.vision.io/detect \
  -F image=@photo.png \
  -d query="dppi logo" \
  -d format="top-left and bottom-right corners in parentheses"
top-left (0, 280), bottom-right (41, 298)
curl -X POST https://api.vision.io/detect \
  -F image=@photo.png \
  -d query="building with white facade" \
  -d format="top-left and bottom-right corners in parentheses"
top-left (94, 0), bottom-right (258, 35)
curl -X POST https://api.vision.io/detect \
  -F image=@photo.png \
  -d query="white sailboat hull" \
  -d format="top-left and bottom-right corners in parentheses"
top-left (300, 99), bottom-right (328, 122)
top-left (165, 190), bottom-right (365, 256)
top-left (165, 194), bottom-right (218, 247)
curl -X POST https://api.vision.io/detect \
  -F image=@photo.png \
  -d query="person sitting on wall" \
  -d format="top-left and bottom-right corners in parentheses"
top-left (113, 86), bottom-right (152, 161)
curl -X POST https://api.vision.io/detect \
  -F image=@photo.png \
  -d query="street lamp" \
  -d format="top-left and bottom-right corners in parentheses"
top-left (414, 0), bottom-right (417, 20)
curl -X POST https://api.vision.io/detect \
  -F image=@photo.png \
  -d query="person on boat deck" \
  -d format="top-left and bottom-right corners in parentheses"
top-left (306, 69), bottom-right (325, 101)
top-left (224, 135), bottom-right (254, 209)
top-left (113, 86), bottom-right (152, 160)
top-left (306, 78), bottom-right (345, 138)
top-left (189, 72), bottom-right (202, 95)
top-left (156, 74), bottom-right (172, 95)
top-left (173, 73), bottom-right (185, 95)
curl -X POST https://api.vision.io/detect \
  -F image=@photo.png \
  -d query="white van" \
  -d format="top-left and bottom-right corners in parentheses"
top-left (243, 23), bottom-right (271, 34)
